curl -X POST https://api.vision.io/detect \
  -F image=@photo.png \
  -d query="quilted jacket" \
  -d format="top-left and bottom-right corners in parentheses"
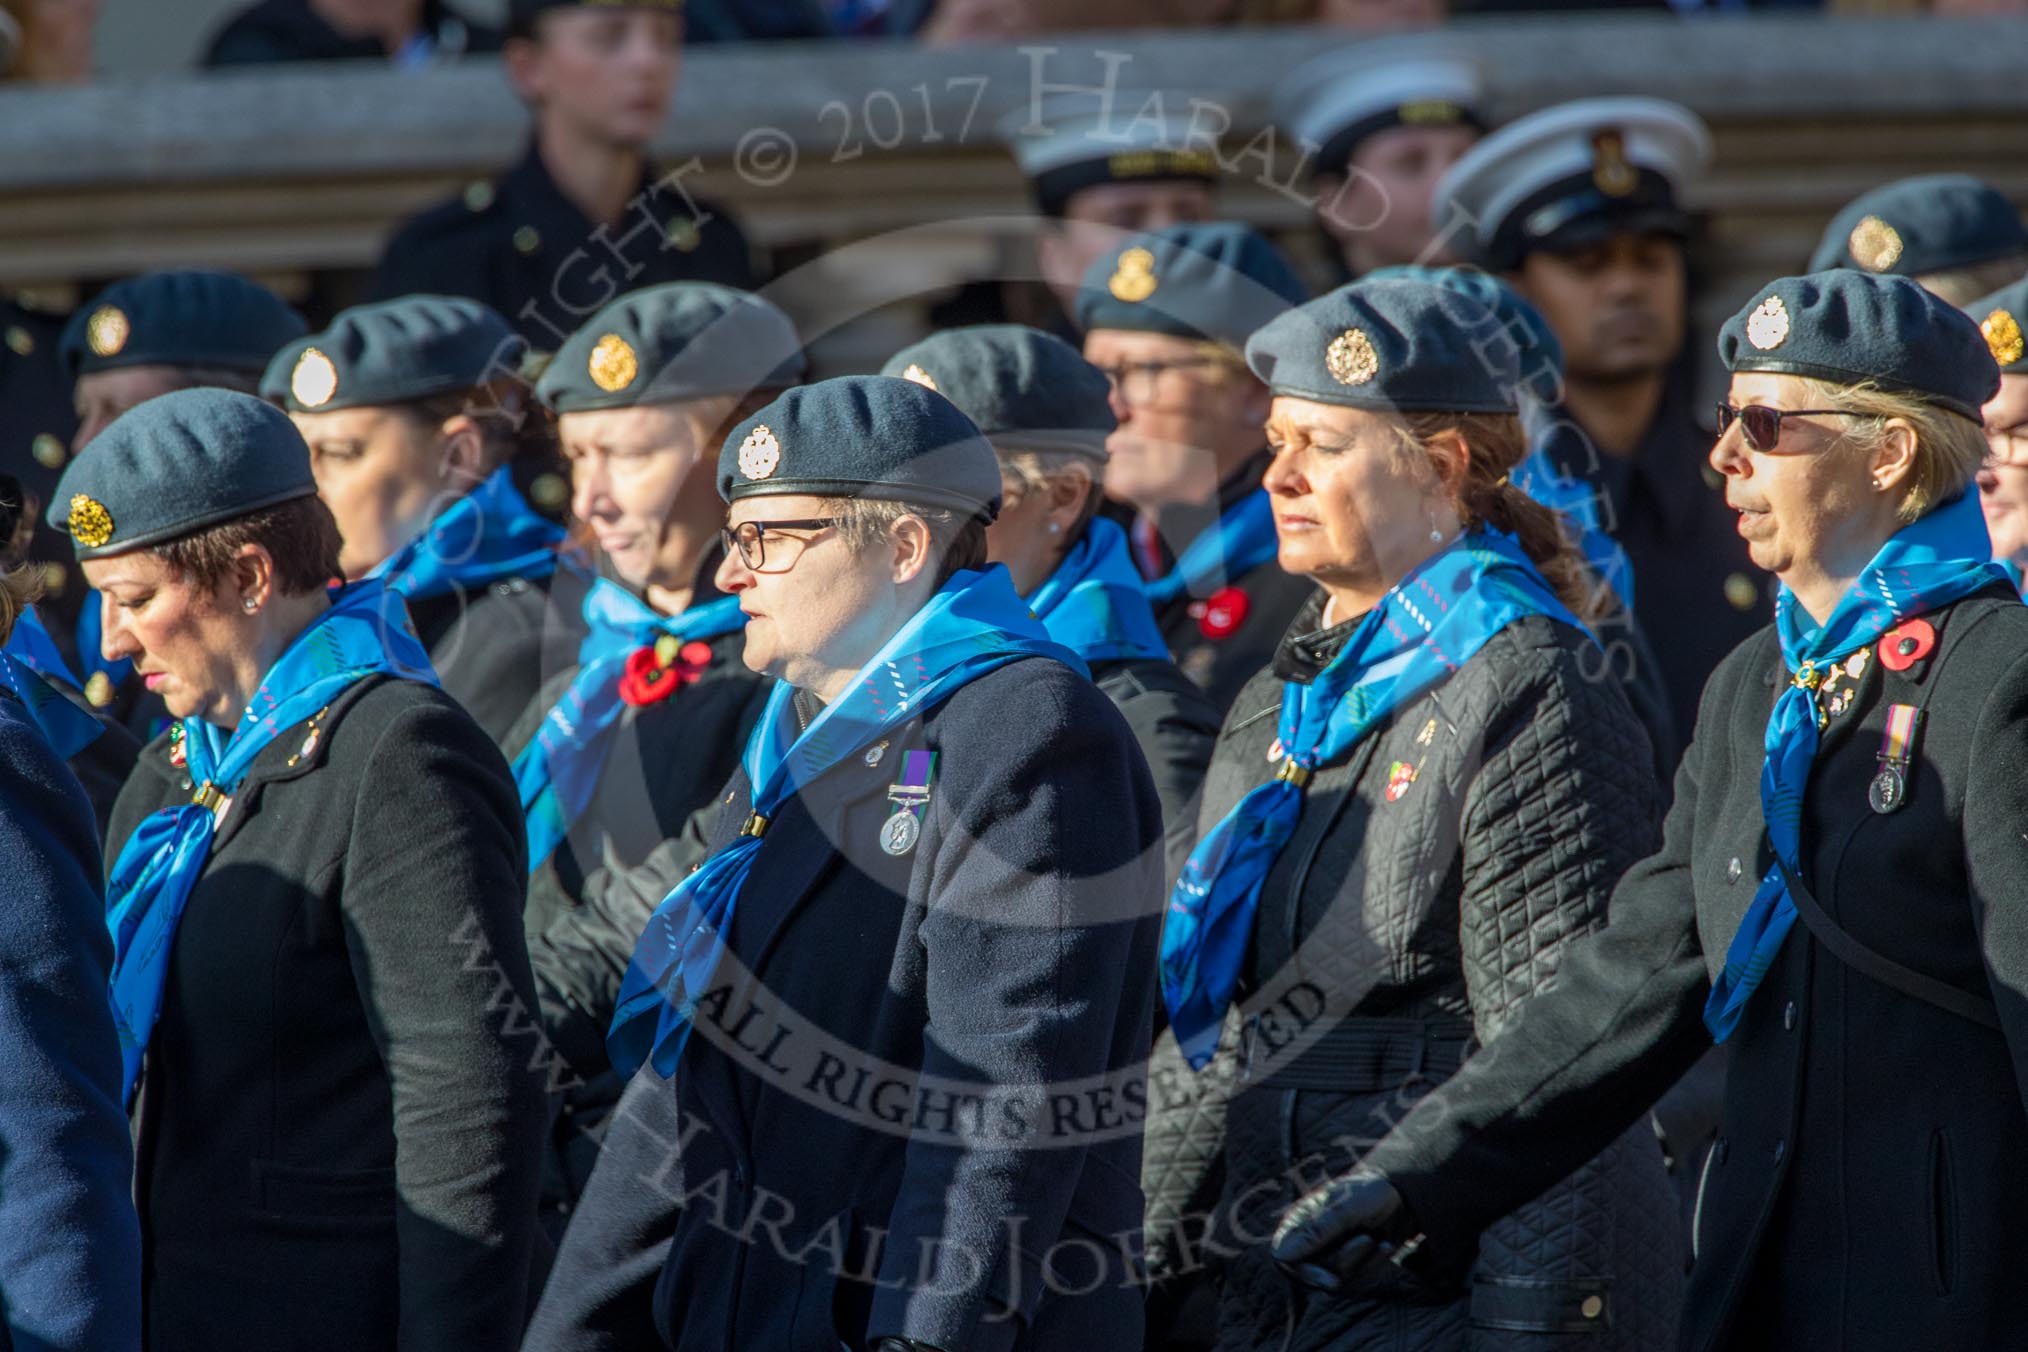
top-left (1143, 593), bottom-right (1684, 1352)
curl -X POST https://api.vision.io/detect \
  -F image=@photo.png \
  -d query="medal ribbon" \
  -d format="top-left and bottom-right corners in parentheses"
top-left (1705, 491), bottom-right (2007, 1041)
top-left (606, 566), bottom-right (1087, 1079)
top-left (1160, 529), bottom-right (1590, 1070)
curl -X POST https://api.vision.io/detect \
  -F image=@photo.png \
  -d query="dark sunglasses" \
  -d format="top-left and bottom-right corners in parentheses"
top-left (1715, 402), bottom-right (1855, 453)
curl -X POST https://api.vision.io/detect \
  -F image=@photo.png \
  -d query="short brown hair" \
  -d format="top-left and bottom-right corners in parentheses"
top-left (827, 497), bottom-right (989, 590)
top-left (154, 494), bottom-right (342, 596)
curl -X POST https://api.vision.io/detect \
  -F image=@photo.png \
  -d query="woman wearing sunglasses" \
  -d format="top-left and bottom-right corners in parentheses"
top-left (1273, 271), bottom-right (2028, 1352)
top-left (1966, 278), bottom-right (2028, 591)
top-left (56, 389), bottom-right (544, 1352)
top-left (1147, 277), bottom-right (1682, 1351)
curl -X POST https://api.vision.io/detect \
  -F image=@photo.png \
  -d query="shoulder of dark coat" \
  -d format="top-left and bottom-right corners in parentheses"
top-left (0, 692), bottom-right (94, 829)
top-left (1093, 657), bottom-right (1222, 728)
top-left (1931, 590), bottom-right (2028, 690)
top-left (931, 654), bottom-right (1136, 755)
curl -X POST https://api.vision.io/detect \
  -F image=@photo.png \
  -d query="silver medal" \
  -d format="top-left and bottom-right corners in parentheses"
top-left (881, 810), bottom-right (921, 856)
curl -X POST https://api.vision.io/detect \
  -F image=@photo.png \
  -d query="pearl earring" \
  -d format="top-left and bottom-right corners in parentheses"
top-left (1047, 522), bottom-right (1061, 535)
top-left (243, 597), bottom-right (259, 613)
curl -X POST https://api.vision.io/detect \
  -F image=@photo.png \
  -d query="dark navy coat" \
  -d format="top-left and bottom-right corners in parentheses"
top-left (0, 683), bottom-right (141, 1352)
top-left (1363, 585), bottom-right (2028, 1352)
top-left (527, 655), bottom-right (1163, 1351)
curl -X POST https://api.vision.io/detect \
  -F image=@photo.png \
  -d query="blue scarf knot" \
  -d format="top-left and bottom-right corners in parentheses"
top-left (102, 581), bottom-right (437, 1104)
top-left (1026, 518), bottom-right (1170, 663)
top-left (1704, 491), bottom-right (2008, 1040)
top-left (514, 578), bottom-right (747, 872)
top-left (606, 566), bottom-right (1086, 1079)
top-left (371, 467), bottom-right (564, 602)
top-left (1161, 530), bottom-right (1588, 1069)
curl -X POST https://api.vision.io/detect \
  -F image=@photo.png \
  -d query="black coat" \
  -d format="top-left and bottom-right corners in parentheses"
top-left (528, 657), bottom-right (1164, 1352)
top-left (0, 685), bottom-right (140, 1352)
top-left (409, 564), bottom-right (590, 748)
top-left (1142, 597), bottom-right (1684, 1352)
top-left (370, 143), bottom-right (757, 351)
top-left (1091, 655), bottom-right (1221, 883)
top-left (202, 0), bottom-right (499, 64)
top-left (1361, 585), bottom-right (2028, 1352)
top-left (109, 676), bottom-right (548, 1352)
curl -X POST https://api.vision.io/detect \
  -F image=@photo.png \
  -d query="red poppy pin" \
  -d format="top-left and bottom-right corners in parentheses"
top-left (1876, 618), bottom-right (1935, 672)
top-left (617, 639), bottom-right (714, 707)
top-left (1196, 585), bottom-right (1251, 640)
top-left (1386, 760), bottom-right (1418, 802)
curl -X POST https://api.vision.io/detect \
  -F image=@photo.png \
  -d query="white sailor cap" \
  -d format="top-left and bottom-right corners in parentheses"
top-left (1274, 50), bottom-right (1484, 179)
top-left (999, 90), bottom-right (1223, 216)
top-left (1432, 96), bottom-right (1711, 271)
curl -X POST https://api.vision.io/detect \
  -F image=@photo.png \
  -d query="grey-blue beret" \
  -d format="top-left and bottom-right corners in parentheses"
top-left (538, 282), bottom-right (805, 414)
top-left (61, 270), bottom-right (307, 380)
top-left (878, 325), bottom-right (1113, 460)
top-left (1244, 277), bottom-right (1520, 414)
top-left (263, 295), bottom-right (525, 413)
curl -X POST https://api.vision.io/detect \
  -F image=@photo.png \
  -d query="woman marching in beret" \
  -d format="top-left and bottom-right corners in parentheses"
top-left (533, 375), bottom-right (1163, 1352)
top-left (1144, 277), bottom-right (1683, 1351)
top-left (264, 294), bottom-right (586, 743)
top-left (57, 389), bottom-right (546, 1352)
top-left (1276, 271), bottom-right (2028, 1352)
top-left (881, 323), bottom-right (1221, 870)
top-left (507, 281), bottom-right (793, 1215)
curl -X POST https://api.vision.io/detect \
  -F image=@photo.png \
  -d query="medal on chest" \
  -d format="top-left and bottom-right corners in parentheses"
top-left (1868, 703), bottom-right (1921, 815)
top-left (880, 749), bottom-right (937, 857)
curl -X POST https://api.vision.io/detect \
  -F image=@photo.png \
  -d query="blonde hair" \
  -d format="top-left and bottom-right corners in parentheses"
top-left (998, 444), bottom-right (1105, 539)
top-left (1800, 377), bottom-right (1986, 524)
top-left (1390, 411), bottom-right (1613, 625)
top-left (1912, 253), bottom-right (2028, 309)
top-left (0, 561), bottom-right (43, 647)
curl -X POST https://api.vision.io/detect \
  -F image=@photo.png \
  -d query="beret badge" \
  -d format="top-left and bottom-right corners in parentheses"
top-left (900, 363), bottom-right (939, 393)
top-left (1108, 248), bottom-right (1159, 304)
top-left (738, 424), bottom-right (782, 481)
top-left (588, 333), bottom-right (639, 393)
top-left (1325, 329), bottom-right (1380, 386)
top-left (86, 305), bottom-right (130, 358)
top-left (1983, 309), bottom-right (2025, 367)
top-left (68, 494), bottom-right (114, 549)
top-left (291, 349), bottom-right (340, 409)
top-left (1745, 295), bottom-right (1791, 352)
top-left (1589, 131), bottom-right (1638, 199)
top-left (1848, 215), bottom-right (1904, 273)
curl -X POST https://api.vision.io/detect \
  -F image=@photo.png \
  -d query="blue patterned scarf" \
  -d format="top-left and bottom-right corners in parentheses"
top-left (514, 577), bottom-right (747, 872)
top-left (0, 648), bottom-right (101, 760)
top-left (1143, 488), bottom-right (1281, 607)
top-left (1027, 518), bottom-right (1170, 663)
top-left (4, 604), bottom-right (78, 684)
top-left (607, 566), bottom-right (1086, 1078)
top-left (103, 581), bottom-right (436, 1104)
top-left (371, 467), bottom-right (564, 602)
top-left (1162, 530), bottom-right (1587, 1069)
top-left (1705, 491), bottom-right (2007, 1041)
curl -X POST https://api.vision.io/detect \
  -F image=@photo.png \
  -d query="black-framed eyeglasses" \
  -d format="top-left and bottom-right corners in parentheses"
top-left (718, 517), bottom-right (842, 573)
top-left (1715, 402), bottom-right (1856, 453)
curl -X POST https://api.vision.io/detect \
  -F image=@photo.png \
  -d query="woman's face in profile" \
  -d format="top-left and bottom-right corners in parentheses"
top-left (82, 549), bottom-right (252, 725)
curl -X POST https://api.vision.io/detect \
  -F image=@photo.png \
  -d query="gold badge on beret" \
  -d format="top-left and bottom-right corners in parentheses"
top-left (68, 493), bottom-right (114, 549)
top-left (1849, 215), bottom-right (1904, 273)
top-left (738, 424), bottom-right (782, 481)
top-left (1325, 329), bottom-right (1379, 386)
top-left (291, 348), bottom-right (339, 409)
top-left (1983, 308), bottom-right (2025, 367)
top-left (899, 363), bottom-right (939, 392)
top-left (86, 305), bottom-right (130, 359)
top-left (588, 333), bottom-right (639, 393)
top-left (1590, 130), bottom-right (1638, 199)
top-left (1108, 248), bottom-right (1159, 304)
top-left (1745, 295), bottom-right (1791, 352)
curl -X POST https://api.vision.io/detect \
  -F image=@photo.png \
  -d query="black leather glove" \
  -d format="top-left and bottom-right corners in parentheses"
top-left (1270, 1167), bottom-right (1424, 1295)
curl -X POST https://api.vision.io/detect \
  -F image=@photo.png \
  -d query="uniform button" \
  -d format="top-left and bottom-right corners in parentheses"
top-left (1783, 1001), bottom-right (1797, 1030)
top-left (31, 432), bottom-right (65, 469)
top-left (463, 179), bottom-right (495, 212)
top-left (513, 225), bottom-right (542, 255)
top-left (1726, 856), bottom-right (1743, 884)
top-left (1773, 1137), bottom-right (1786, 1165)
top-left (177, 776), bottom-right (193, 792)
top-left (1725, 572), bottom-right (1760, 612)
top-left (492, 577), bottom-right (529, 596)
top-left (5, 324), bottom-right (33, 355)
top-left (1580, 1295), bottom-right (1605, 1321)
